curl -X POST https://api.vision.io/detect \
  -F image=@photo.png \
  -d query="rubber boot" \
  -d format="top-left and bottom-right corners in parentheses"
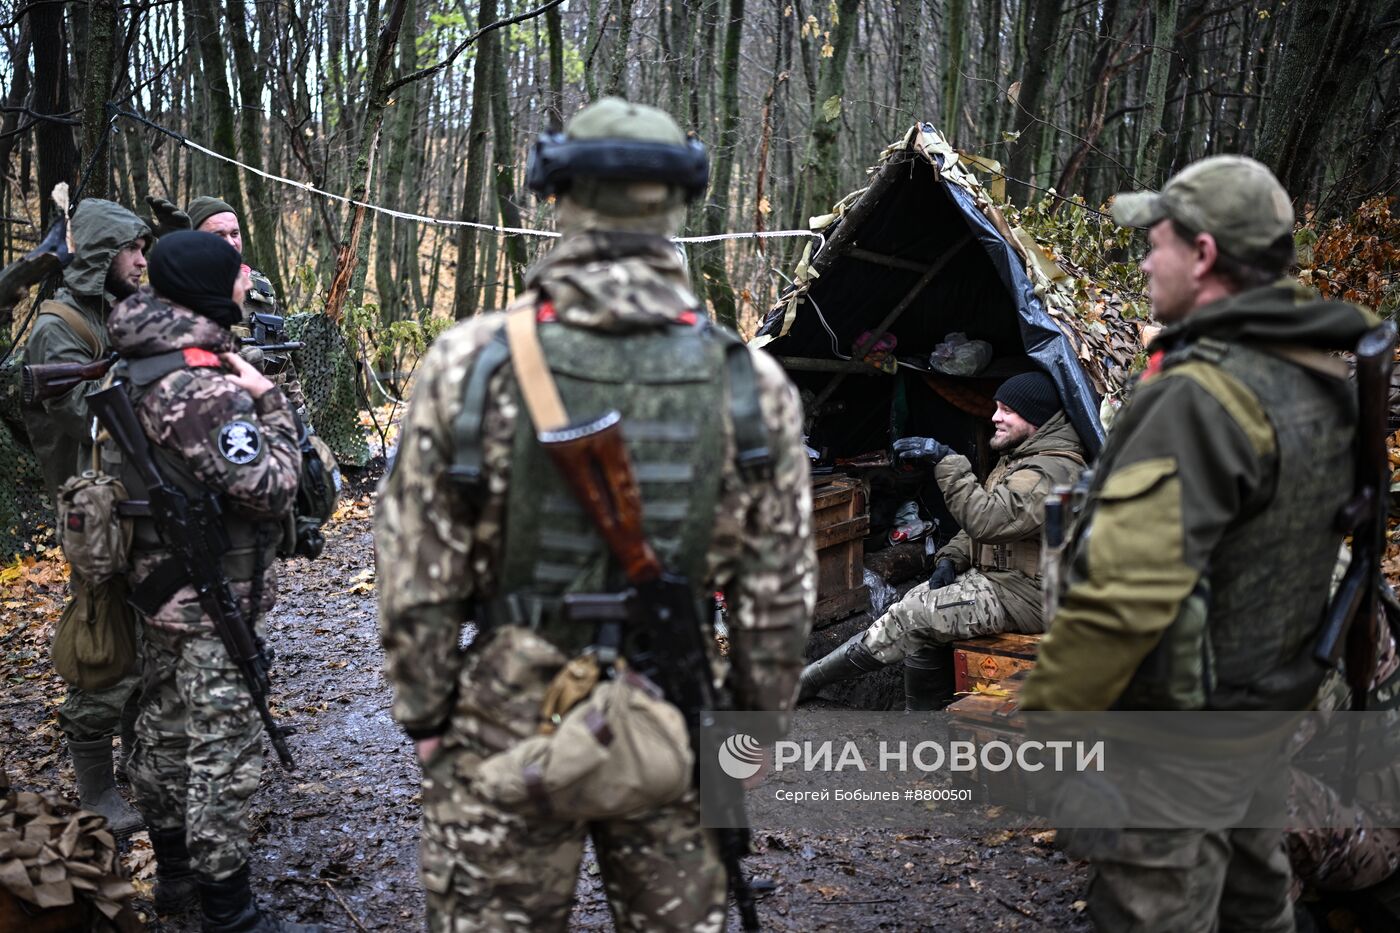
top-left (150, 827), bottom-right (200, 915)
top-left (115, 697), bottom-right (139, 783)
top-left (199, 864), bottom-right (323, 933)
top-left (69, 737), bottom-right (144, 836)
top-left (797, 632), bottom-right (887, 701)
top-left (904, 645), bottom-right (956, 711)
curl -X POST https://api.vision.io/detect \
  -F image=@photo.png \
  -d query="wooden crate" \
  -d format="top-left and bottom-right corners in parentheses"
top-left (947, 669), bottom-right (1032, 806)
top-left (811, 474), bottom-right (869, 625)
top-left (952, 632), bottom-right (1040, 695)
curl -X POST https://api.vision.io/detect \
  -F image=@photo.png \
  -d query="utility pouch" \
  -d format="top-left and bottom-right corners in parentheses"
top-left (51, 575), bottom-right (138, 690)
top-left (56, 470), bottom-right (133, 584)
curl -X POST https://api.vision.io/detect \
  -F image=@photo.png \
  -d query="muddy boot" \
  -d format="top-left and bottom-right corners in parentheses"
top-left (69, 737), bottom-right (144, 836)
top-left (115, 697), bottom-right (140, 783)
top-left (149, 827), bottom-right (200, 915)
top-left (798, 632), bottom-right (886, 701)
top-left (199, 864), bottom-right (323, 933)
top-left (904, 645), bottom-right (955, 711)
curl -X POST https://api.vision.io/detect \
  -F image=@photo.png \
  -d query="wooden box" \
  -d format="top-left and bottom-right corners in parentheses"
top-left (952, 632), bottom-right (1040, 695)
top-left (947, 669), bottom-right (1032, 806)
top-left (811, 474), bottom-right (870, 625)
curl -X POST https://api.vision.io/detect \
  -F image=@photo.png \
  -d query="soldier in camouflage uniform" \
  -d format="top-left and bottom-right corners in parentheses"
top-left (18, 199), bottom-right (149, 835)
top-left (377, 98), bottom-right (815, 932)
top-left (1021, 156), bottom-right (1379, 931)
top-left (102, 231), bottom-right (315, 932)
top-left (798, 371), bottom-right (1085, 710)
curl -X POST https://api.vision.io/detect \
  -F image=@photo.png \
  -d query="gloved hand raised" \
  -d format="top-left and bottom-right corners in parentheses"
top-left (892, 436), bottom-right (952, 464)
top-left (145, 196), bottom-right (192, 238)
top-left (927, 559), bottom-right (957, 590)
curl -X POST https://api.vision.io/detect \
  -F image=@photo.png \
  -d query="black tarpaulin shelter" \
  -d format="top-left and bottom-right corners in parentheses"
top-left (754, 124), bottom-right (1116, 467)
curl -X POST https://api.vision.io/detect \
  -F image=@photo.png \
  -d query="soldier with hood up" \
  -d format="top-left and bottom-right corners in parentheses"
top-left (19, 198), bottom-right (150, 837)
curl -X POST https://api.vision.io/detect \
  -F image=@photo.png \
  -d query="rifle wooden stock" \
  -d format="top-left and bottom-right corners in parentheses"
top-left (22, 352), bottom-right (118, 405)
top-left (538, 410), bottom-right (662, 586)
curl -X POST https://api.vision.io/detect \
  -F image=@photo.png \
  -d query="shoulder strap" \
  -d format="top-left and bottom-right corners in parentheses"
top-left (709, 326), bottom-right (773, 482)
top-left (504, 306), bottom-right (568, 432)
top-left (1258, 343), bottom-right (1351, 381)
top-left (125, 347), bottom-right (224, 387)
top-left (449, 328), bottom-right (512, 490)
top-left (38, 300), bottom-right (100, 358)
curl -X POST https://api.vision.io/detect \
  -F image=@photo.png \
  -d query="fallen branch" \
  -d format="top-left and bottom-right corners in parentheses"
top-left (323, 881), bottom-right (370, 933)
top-left (0, 621), bottom-right (32, 646)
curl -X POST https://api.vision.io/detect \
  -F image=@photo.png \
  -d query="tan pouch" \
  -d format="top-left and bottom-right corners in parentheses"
top-left (473, 670), bottom-right (693, 822)
top-left (52, 575), bottom-right (138, 690)
top-left (56, 470), bottom-right (133, 584)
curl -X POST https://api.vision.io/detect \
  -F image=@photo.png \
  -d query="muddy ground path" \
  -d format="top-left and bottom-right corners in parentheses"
top-left (2, 471), bottom-right (1091, 932)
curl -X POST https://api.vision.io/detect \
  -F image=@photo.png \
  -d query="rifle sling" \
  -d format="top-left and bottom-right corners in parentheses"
top-left (128, 557), bottom-right (190, 617)
top-left (38, 300), bottom-right (101, 358)
top-left (504, 307), bottom-right (569, 433)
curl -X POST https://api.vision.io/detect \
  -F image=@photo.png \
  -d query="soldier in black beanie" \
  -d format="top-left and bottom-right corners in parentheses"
top-left (147, 230), bottom-right (246, 328)
top-left (799, 368), bottom-right (1087, 710)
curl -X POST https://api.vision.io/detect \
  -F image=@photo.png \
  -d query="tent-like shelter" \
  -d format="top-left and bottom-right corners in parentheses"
top-left (754, 123), bottom-right (1139, 548)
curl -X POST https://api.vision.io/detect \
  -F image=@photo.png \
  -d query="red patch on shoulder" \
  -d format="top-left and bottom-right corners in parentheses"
top-left (182, 347), bottom-right (223, 368)
top-left (536, 302), bottom-right (558, 323)
top-left (1142, 349), bottom-right (1165, 381)
top-left (677, 310), bottom-right (699, 326)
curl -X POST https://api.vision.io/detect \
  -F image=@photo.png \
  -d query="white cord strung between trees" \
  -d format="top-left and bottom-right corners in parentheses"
top-left (117, 112), bottom-right (821, 246)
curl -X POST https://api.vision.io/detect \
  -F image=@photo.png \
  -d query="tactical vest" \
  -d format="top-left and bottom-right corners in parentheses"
top-left (451, 312), bottom-right (769, 658)
top-left (102, 349), bottom-right (280, 616)
top-left (1114, 339), bottom-right (1357, 711)
top-left (971, 449), bottom-right (1085, 577)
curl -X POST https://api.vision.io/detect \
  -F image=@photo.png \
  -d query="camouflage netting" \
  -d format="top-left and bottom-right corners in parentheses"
top-left (287, 313), bottom-right (370, 469)
top-left (0, 354), bottom-right (54, 560)
top-left (0, 769), bottom-right (140, 931)
top-left (0, 311), bottom-right (370, 558)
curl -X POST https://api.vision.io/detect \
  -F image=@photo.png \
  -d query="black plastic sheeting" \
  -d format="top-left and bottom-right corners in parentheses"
top-left (941, 182), bottom-right (1106, 455)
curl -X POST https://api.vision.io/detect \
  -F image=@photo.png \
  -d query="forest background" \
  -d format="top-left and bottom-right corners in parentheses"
top-left (1, 0), bottom-right (1399, 362)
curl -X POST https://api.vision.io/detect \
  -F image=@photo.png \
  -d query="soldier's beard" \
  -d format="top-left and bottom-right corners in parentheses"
top-left (106, 272), bottom-right (138, 300)
top-left (989, 423), bottom-right (1031, 451)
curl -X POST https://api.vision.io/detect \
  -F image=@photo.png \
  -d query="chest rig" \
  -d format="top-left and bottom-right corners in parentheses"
top-left (450, 305), bottom-right (771, 656)
top-left (102, 348), bottom-right (280, 616)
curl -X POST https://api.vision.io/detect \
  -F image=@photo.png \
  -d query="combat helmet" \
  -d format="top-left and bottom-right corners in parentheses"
top-left (526, 98), bottom-right (708, 215)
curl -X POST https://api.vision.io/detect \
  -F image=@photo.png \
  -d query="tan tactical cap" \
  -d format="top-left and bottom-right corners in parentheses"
top-left (1112, 155), bottom-right (1294, 261)
top-left (566, 97), bottom-right (686, 146)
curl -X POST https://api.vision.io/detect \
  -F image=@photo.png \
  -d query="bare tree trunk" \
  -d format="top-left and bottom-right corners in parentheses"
top-left (939, 0), bottom-right (964, 132)
top-left (698, 0), bottom-right (744, 328)
top-left (189, 0), bottom-right (248, 220)
top-left (32, 3), bottom-right (79, 229)
top-left (1134, 0), bottom-right (1179, 185)
top-left (1005, 0), bottom-right (1066, 204)
top-left (452, 0), bottom-right (498, 320)
top-left (606, 0), bottom-right (637, 96)
top-left (894, 0), bottom-right (923, 126)
top-left (799, 0), bottom-right (862, 221)
top-left (491, 24), bottom-right (527, 297)
top-left (225, 0), bottom-right (283, 295)
top-left (79, 0), bottom-right (120, 198)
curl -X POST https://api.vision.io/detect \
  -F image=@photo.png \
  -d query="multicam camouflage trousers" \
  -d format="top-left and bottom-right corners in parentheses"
top-left (420, 739), bottom-right (726, 932)
top-left (1288, 765), bottom-right (1400, 893)
top-left (129, 625), bottom-right (263, 880)
top-left (862, 569), bottom-right (1040, 664)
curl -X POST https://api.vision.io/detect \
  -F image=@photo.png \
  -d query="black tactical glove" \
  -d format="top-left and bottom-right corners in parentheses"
top-left (927, 559), bottom-right (957, 590)
top-left (892, 436), bottom-right (953, 463)
top-left (145, 196), bottom-right (192, 238)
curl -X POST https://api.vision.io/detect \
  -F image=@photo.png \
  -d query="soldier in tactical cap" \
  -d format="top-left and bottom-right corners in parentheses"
top-left (798, 370), bottom-right (1085, 710)
top-left (377, 98), bottom-right (815, 930)
top-left (1021, 156), bottom-right (1381, 930)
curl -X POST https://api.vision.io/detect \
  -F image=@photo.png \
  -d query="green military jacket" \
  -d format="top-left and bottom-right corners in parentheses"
top-left (20, 201), bottom-right (150, 500)
top-left (935, 411), bottom-right (1087, 626)
top-left (1023, 282), bottom-right (1378, 712)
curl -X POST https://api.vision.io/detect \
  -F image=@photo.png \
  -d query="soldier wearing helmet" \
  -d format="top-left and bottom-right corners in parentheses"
top-left (376, 98), bottom-right (815, 930)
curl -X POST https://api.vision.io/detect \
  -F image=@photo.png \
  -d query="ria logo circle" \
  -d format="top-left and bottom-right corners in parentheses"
top-left (717, 734), bottom-right (765, 780)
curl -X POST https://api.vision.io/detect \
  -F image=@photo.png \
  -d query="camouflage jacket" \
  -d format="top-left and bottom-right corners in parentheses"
top-left (20, 200), bottom-right (150, 500)
top-left (376, 231), bottom-right (816, 742)
top-left (935, 411), bottom-right (1086, 620)
top-left (106, 288), bottom-right (301, 634)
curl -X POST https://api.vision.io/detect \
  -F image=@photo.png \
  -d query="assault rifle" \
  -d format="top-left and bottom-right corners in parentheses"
top-left (1315, 321), bottom-right (1397, 689)
top-left (86, 381), bottom-right (296, 770)
top-left (551, 411), bottom-right (762, 932)
top-left (242, 312), bottom-right (303, 377)
top-left (24, 337), bottom-right (303, 405)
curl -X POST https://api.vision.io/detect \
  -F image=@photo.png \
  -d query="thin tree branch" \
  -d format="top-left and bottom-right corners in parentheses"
top-left (384, 0), bottom-right (566, 94)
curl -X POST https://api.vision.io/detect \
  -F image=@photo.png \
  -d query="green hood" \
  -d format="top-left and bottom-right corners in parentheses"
top-left (62, 199), bottom-right (150, 299)
top-left (1150, 281), bottom-right (1379, 354)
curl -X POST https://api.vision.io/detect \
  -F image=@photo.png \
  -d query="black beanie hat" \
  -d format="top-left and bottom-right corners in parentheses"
top-left (993, 371), bottom-right (1061, 427)
top-left (148, 230), bottom-right (243, 328)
